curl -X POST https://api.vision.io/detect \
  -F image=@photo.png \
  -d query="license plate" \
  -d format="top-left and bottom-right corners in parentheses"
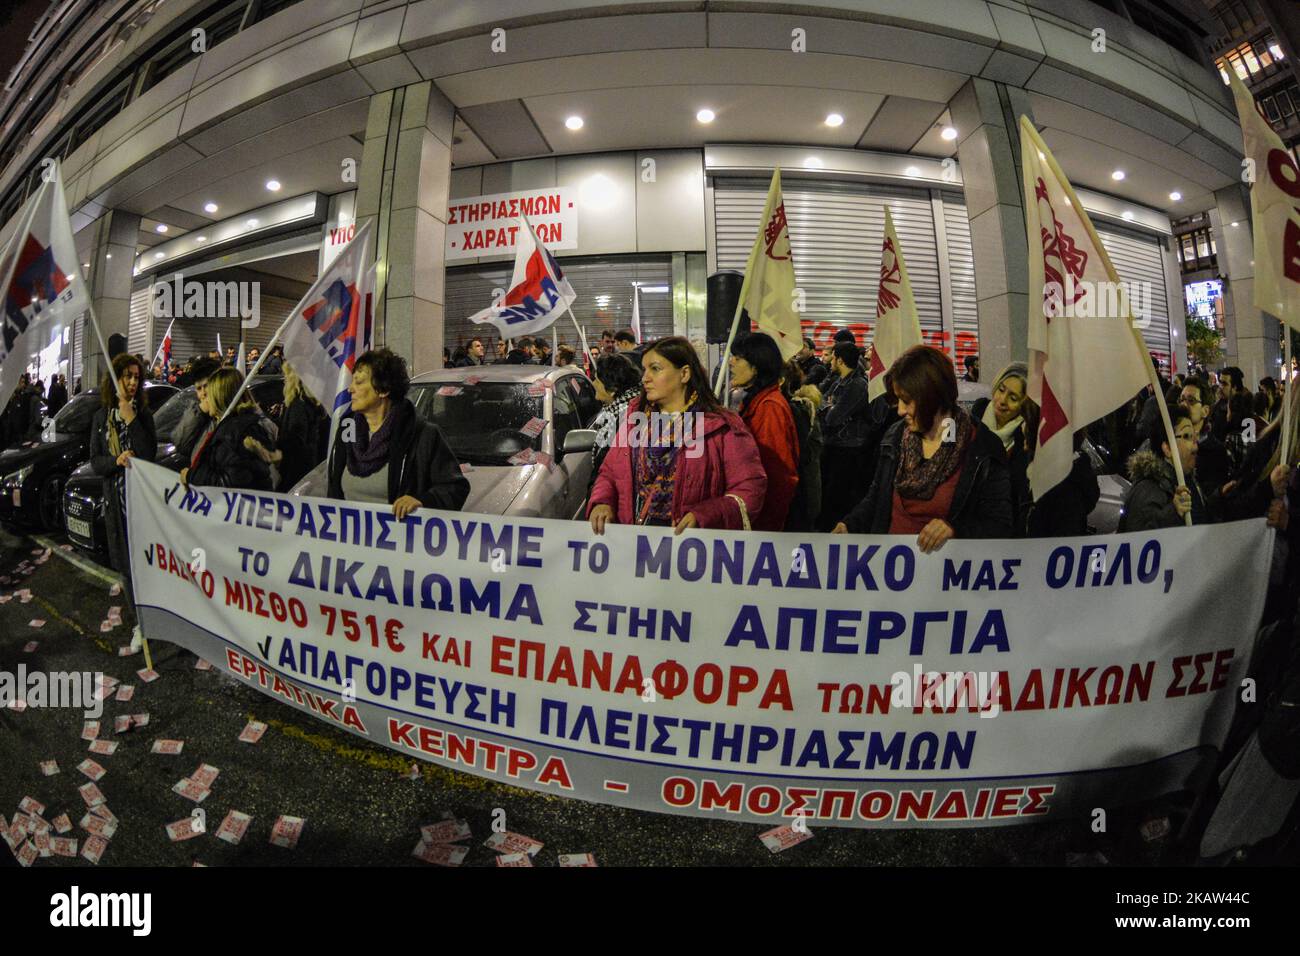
top-left (67, 516), bottom-right (91, 539)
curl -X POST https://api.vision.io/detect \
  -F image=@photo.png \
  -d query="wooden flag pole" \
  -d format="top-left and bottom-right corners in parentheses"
top-left (1283, 328), bottom-right (1294, 466)
top-left (1021, 117), bottom-right (1191, 525)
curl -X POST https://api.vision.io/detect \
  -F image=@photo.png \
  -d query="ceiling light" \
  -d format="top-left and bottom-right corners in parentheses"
top-left (154, 252), bottom-right (164, 259)
top-left (195, 236), bottom-right (207, 243)
top-left (1121, 210), bottom-right (1134, 220)
top-left (803, 156), bottom-right (823, 168)
top-left (565, 116), bottom-right (584, 130)
top-left (82, 262), bottom-right (88, 268)
top-left (696, 109), bottom-right (715, 124)
top-left (1231, 221), bottom-right (1239, 227)
top-left (639, 285), bottom-right (670, 293)
top-left (941, 126), bottom-right (958, 141)
top-left (904, 166), bottom-right (921, 177)
top-left (105, 253), bottom-right (111, 259)
top-left (1111, 169), bottom-right (1125, 181)
top-left (1169, 191), bottom-right (1182, 201)
top-left (825, 113), bottom-right (844, 127)
top-left (203, 202), bottom-right (218, 213)
top-left (155, 224), bottom-right (167, 233)
top-left (246, 218), bottom-right (258, 227)
top-left (265, 179), bottom-right (281, 191)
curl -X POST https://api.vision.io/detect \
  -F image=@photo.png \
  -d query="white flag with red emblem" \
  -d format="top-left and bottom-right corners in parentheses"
top-left (0, 162), bottom-right (93, 400)
top-left (468, 216), bottom-right (576, 339)
top-left (867, 208), bottom-right (923, 400)
top-left (1021, 117), bottom-right (1153, 502)
top-left (732, 168), bottom-right (802, 361)
top-left (1225, 65), bottom-right (1300, 331)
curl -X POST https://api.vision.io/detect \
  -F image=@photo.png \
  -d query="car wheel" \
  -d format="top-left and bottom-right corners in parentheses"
top-left (38, 473), bottom-right (64, 531)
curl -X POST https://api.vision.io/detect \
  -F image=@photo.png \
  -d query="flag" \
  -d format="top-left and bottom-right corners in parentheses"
top-left (1021, 117), bottom-right (1152, 502)
top-left (734, 168), bottom-right (801, 360)
top-left (468, 216), bottom-right (576, 338)
top-left (0, 163), bottom-right (92, 401)
top-left (867, 208), bottom-right (923, 400)
top-left (151, 318), bottom-right (175, 376)
top-left (1225, 65), bottom-right (1300, 331)
top-left (276, 219), bottom-right (373, 414)
top-left (630, 283), bottom-right (642, 344)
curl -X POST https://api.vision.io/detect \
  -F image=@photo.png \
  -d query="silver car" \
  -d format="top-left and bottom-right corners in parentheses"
top-left (291, 366), bottom-right (601, 519)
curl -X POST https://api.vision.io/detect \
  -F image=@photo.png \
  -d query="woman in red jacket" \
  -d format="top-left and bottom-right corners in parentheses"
top-left (588, 336), bottom-right (766, 534)
top-left (728, 332), bottom-right (799, 531)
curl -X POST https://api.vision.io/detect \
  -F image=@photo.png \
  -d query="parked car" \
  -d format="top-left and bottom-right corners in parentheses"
top-left (291, 366), bottom-right (602, 519)
top-left (64, 377), bottom-right (283, 558)
top-left (0, 383), bottom-right (176, 532)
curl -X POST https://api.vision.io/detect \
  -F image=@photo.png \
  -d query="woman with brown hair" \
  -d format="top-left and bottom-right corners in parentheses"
top-left (89, 353), bottom-right (157, 647)
top-left (834, 344), bottom-right (1013, 552)
top-left (181, 367), bottom-right (275, 491)
top-left (588, 336), bottom-right (765, 534)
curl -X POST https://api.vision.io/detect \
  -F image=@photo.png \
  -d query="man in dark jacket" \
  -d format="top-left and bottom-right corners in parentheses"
top-left (1208, 366), bottom-right (1244, 442)
top-left (46, 375), bottom-right (68, 417)
top-left (816, 342), bottom-right (882, 530)
top-left (1119, 406), bottom-right (1204, 530)
top-left (796, 338), bottom-right (828, 390)
top-left (456, 338), bottom-right (488, 367)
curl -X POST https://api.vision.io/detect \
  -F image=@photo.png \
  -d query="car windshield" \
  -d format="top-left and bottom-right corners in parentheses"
top-left (153, 389), bottom-right (197, 442)
top-left (52, 394), bottom-right (100, 435)
top-left (410, 381), bottom-right (544, 465)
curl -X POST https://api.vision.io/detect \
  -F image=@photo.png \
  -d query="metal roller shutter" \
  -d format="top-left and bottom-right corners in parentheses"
top-left (940, 190), bottom-right (981, 369)
top-left (713, 177), bottom-right (951, 352)
top-left (134, 284), bottom-right (301, 367)
top-left (72, 313), bottom-right (84, 388)
top-left (444, 256), bottom-right (675, 355)
top-left (128, 286), bottom-right (151, 357)
top-left (1095, 225), bottom-right (1173, 373)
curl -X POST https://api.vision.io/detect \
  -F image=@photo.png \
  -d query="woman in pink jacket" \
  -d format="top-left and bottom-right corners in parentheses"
top-left (588, 336), bottom-right (766, 534)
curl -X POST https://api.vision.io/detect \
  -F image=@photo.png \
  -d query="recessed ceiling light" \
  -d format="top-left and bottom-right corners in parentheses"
top-left (105, 253), bottom-right (111, 259)
top-left (154, 252), bottom-right (164, 259)
top-left (1169, 191), bottom-right (1182, 201)
top-left (195, 236), bottom-right (207, 243)
top-left (565, 116), bottom-right (584, 130)
top-left (696, 108), bottom-right (715, 123)
top-left (204, 202), bottom-right (218, 213)
top-left (941, 126), bottom-right (958, 141)
top-left (904, 165), bottom-right (921, 177)
top-left (265, 179), bottom-right (281, 191)
top-left (1111, 169), bottom-right (1126, 181)
top-left (155, 224), bottom-right (167, 233)
top-left (825, 113), bottom-right (844, 127)
top-left (1121, 210), bottom-right (1135, 220)
top-left (246, 218), bottom-right (258, 227)
top-left (803, 156), bottom-right (823, 168)
top-left (1231, 221), bottom-right (1239, 227)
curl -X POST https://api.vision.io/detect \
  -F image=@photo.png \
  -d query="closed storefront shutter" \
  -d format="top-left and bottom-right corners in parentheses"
top-left (72, 313), bottom-right (85, 387)
top-left (713, 177), bottom-right (978, 367)
top-left (1095, 225), bottom-right (1173, 373)
top-left (444, 256), bottom-right (674, 355)
top-left (941, 190), bottom-right (980, 371)
top-left (132, 281), bottom-right (301, 367)
top-left (128, 286), bottom-right (151, 357)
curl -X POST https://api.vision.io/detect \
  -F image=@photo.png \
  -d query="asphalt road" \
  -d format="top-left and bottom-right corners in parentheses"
top-left (1, 523), bottom-right (1189, 868)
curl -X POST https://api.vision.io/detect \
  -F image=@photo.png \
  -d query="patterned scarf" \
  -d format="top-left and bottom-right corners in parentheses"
top-left (895, 405), bottom-right (974, 500)
top-left (348, 404), bottom-right (401, 478)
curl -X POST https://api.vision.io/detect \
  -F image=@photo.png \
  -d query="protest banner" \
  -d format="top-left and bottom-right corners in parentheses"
top-left (127, 460), bottom-right (1270, 828)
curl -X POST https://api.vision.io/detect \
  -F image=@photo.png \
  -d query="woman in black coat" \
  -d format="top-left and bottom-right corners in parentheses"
top-left (971, 362), bottom-right (1039, 535)
top-left (89, 353), bottom-right (157, 646)
top-left (326, 348), bottom-right (469, 516)
top-left (243, 360), bottom-right (329, 492)
top-left (181, 367), bottom-right (274, 491)
top-left (834, 345), bottom-right (1013, 552)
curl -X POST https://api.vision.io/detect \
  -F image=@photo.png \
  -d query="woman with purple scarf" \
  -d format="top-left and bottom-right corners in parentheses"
top-left (326, 349), bottom-right (469, 517)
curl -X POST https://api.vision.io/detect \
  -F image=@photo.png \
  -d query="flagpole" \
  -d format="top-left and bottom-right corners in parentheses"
top-left (149, 318), bottom-right (174, 370)
top-left (563, 302), bottom-right (591, 376)
top-left (1022, 117), bottom-right (1190, 525)
top-left (1283, 328), bottom-right (1294, 466)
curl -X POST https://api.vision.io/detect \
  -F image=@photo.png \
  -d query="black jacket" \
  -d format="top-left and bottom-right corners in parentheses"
top-left (275, 396), bottom-right (329, 492)
top-left (842, 418), bottom-right (1014, 537)
top-left (1025, 451), bottom-right (1100, 537)
top-left (89, 404), bottom-right (157, 477)
top-left (1118, 449), bottom-right (1209, 531)
top-left (189, 409), bottom-right (274, 491)
top-left (819, 368), bottom-right (874, 448)
top-left (46, 382), bottom-right (67, 416)
top-left (798, 355), bottom-right (828, 390)
top-left (972, 397), bottom-right (1034, 534)
top-left (327, 399), bottom-right (470, 510)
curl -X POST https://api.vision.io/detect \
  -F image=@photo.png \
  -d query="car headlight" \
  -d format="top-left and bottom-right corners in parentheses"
top-left (2, 465), bottom-right (33, 487)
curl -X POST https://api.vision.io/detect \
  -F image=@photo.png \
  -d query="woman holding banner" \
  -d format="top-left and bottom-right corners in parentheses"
top-left (833, 345), bottom-right (1013, 553)
top-left (326, 349), bottom-right (469, 518)
top-left (90, 353), bottom-right (157, 645)
top-left (181, 367), bottom-right (275, 492)
top-left (587, 336), bottom-right (766, 535)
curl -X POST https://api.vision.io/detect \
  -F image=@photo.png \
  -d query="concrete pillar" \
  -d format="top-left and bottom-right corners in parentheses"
top-left (948, 78), bottom-right (1036, 376)
top-left (82, 209), bottom-right (139, 388)
top-left (1212, 183), bottom-right (1280, 382)
top-left (355, 81), bottom-right (453, 376)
